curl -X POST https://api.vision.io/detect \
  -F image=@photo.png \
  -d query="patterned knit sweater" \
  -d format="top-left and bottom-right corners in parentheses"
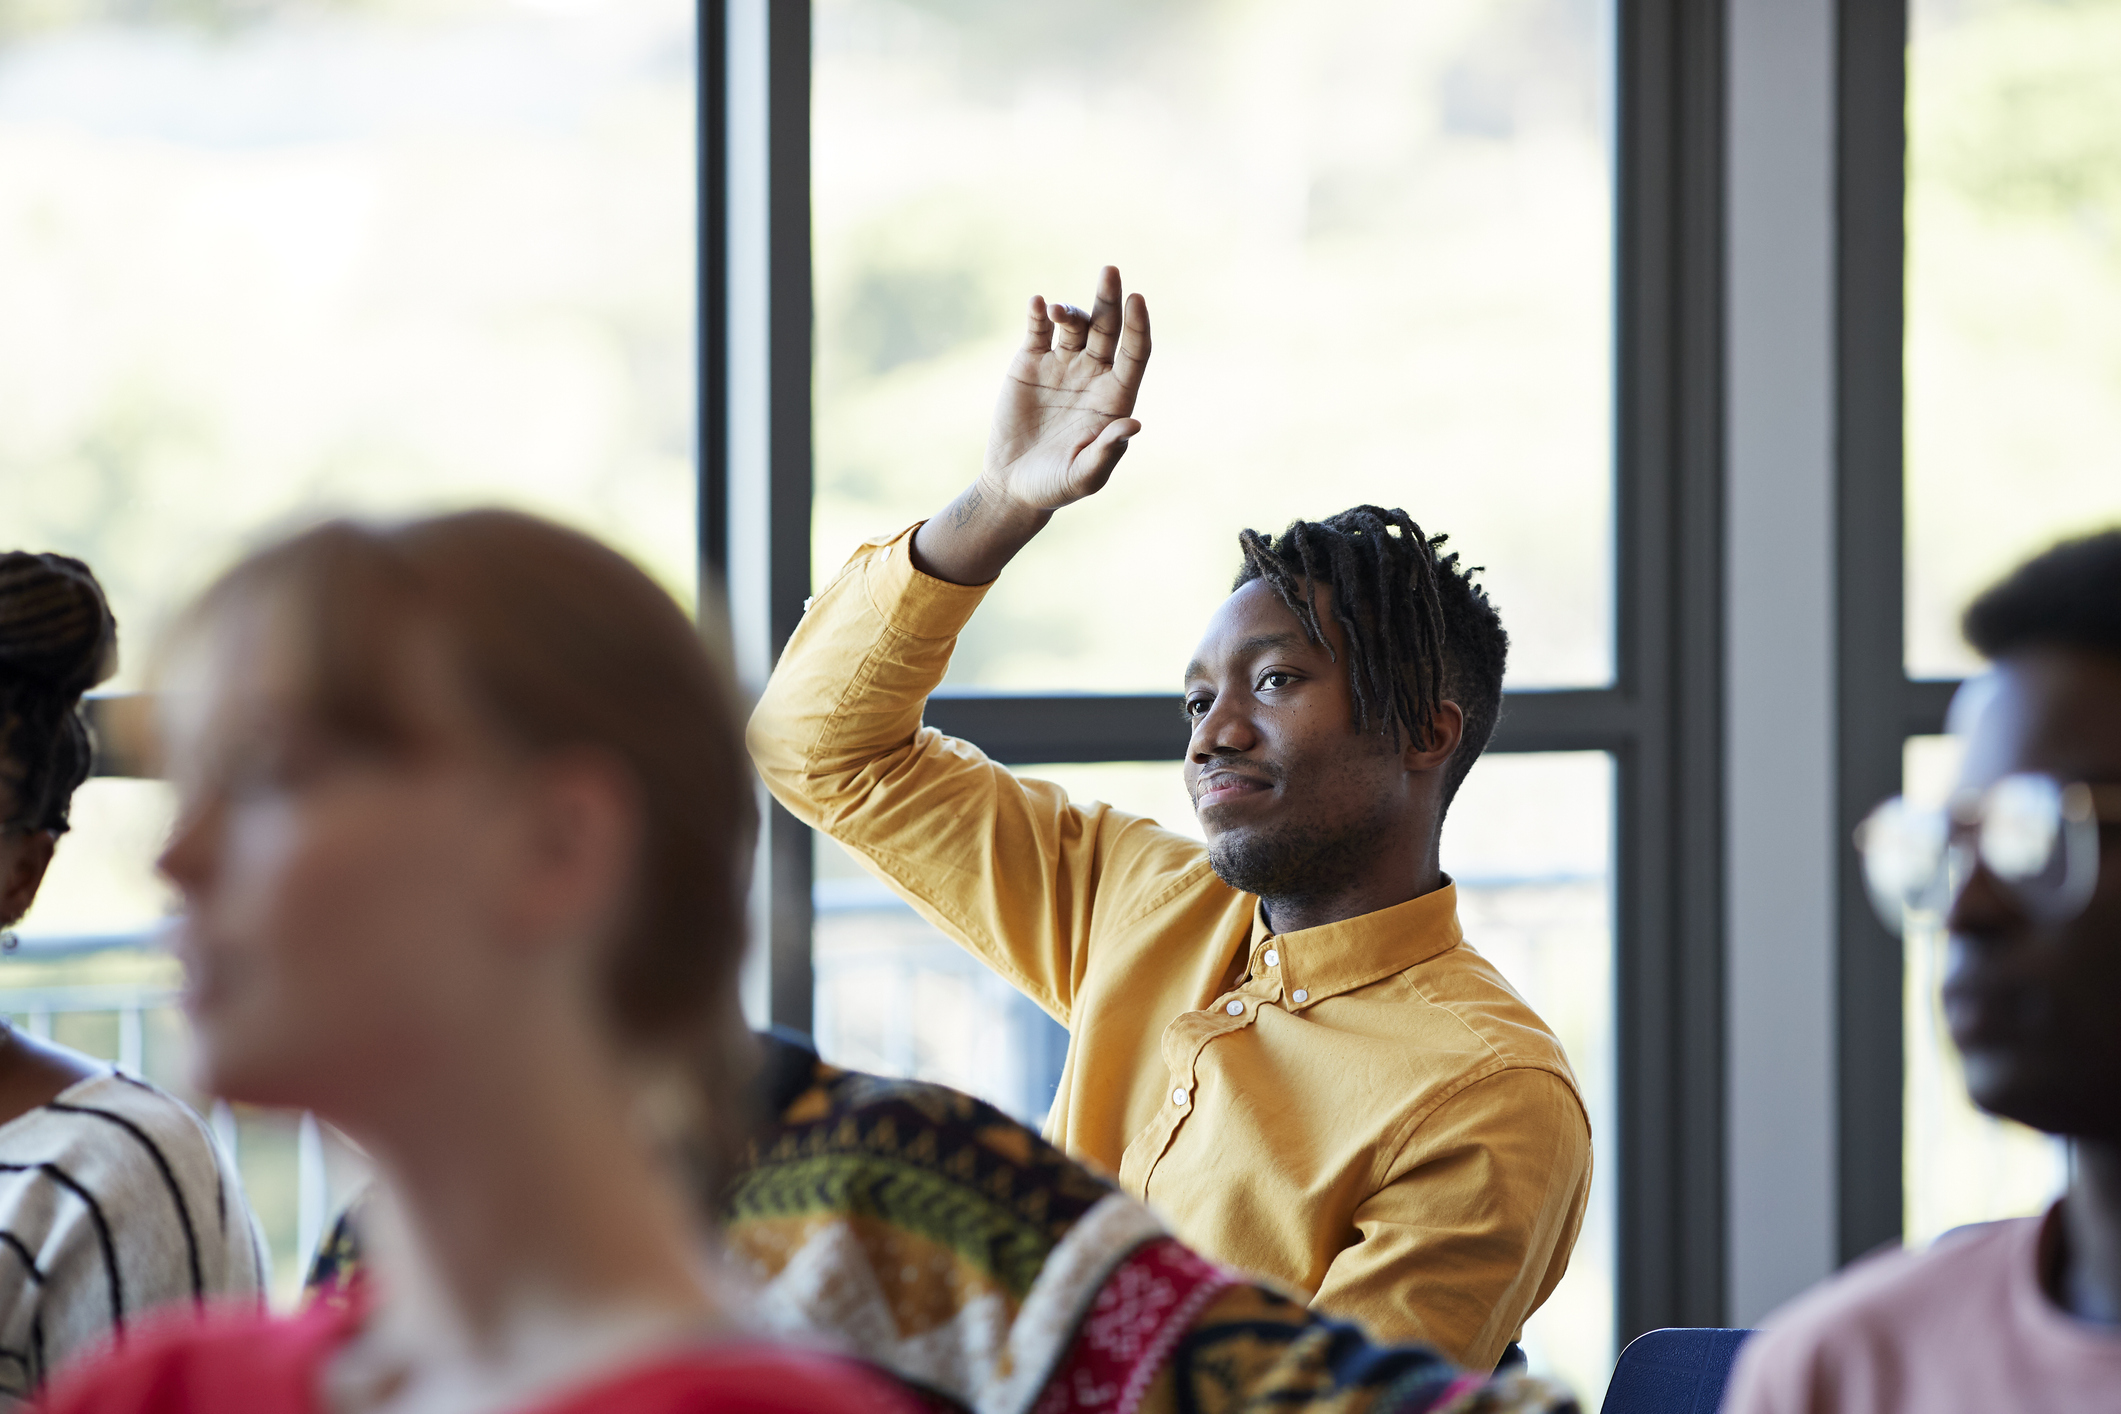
top-left (307, 1038), bottom-right (1578, 1414)
top-left (722, 1038), bottom-right (1574, 1414)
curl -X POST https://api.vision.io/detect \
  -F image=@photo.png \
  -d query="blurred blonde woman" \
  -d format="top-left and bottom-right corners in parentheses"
top-left (44, 514), bottom-right (912, 1414)
top-left (0, 552), bottom-right (262, 1405)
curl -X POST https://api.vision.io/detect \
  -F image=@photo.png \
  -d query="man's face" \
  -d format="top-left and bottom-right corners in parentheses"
top-left (1182, 579), bottom-right (1436, 903)
top-left (1944, 647), bottom-right (2121, 1140)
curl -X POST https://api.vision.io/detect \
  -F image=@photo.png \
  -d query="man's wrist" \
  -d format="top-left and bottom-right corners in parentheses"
top-left (912, 477), bottom-right (1051, 585)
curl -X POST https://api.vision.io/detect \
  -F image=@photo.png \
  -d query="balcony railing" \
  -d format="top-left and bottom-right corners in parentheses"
top-left (1, 928), bottom-right (362, 1305)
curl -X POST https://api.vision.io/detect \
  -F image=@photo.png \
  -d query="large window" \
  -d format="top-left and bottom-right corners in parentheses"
top-left (1896, 0), bottom-right (2121, 1240)
top-left (1905, 0), bottom-right (2121, 680)
top-left (812, 0), bottom-right (1613, 692)
top-left (7, 0), bottom-right (1735, 1380)
top-left (0, 0), bottom-right (695, 1300)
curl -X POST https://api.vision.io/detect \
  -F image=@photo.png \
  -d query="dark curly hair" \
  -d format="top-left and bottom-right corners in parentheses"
top-left (0, 552), bottom-right (117, 836)
top-left (1233, 505), bottom-right (1508, 810)
top-left (1963, 527), bottom-right (2121, 664)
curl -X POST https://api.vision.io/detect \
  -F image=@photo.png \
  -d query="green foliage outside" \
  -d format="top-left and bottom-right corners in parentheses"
top-left (1907, 0), bottom-right (2121, 673)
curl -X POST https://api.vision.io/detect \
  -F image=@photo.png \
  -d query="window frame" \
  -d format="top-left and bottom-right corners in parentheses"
top-left (42, 0), bottom-right (1957, 1354)
top-left (1832, 0), bottom-right (1960, 1265)
top-left (700, 0), bottom-right (1735, 1344)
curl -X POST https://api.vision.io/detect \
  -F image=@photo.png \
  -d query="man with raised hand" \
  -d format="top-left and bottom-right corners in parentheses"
top-left (749, 266), bottom-right (1590, 1370)
top-left (1726, 531), bottom-right (2121, 1412)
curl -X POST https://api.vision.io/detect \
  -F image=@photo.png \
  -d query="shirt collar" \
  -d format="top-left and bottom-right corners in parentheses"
top-left (1246, 880), bottom-right (1463, 1002)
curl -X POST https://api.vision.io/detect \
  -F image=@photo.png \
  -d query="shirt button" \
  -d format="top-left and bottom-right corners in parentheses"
top-left (1225, 1000), bottom-right (1245, 1016)
top-left (1172, 1087), bottom-right (1190, 1107)
top-left (1292, 988), bottom-right (1309, 1003)
top-left (1264, 948), bottom-right (1280, 967)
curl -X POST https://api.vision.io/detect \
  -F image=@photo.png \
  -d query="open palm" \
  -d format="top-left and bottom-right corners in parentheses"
top-left (982, 265), bottom-right (1153, 511)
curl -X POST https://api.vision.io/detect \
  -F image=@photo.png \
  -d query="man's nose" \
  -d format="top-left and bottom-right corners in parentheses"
top-left (1188, 693), bottom-right (1260, 762)
top-left (1944, 852), bottom-right (2022, 941)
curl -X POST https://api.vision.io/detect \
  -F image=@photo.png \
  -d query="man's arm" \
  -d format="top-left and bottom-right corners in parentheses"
top-left (1310, 1069), bottom-right (1593, 1372)
top-left (749, 267), bottom-right (1177, 1019)
top-left (909, 264), bottom-right (1151, 584)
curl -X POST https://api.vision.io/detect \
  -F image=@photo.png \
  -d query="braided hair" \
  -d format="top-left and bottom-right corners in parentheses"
top-left (0, 552), bottom-right (117, 835)
top-left (1233, 506), bottom-right (1507, 808)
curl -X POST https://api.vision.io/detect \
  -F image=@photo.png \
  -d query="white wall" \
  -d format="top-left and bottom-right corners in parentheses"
top-left (1724, 0), bottom-right (1841, 1326)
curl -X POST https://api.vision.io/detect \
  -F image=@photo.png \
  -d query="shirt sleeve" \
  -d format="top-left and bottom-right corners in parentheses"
top-left (1308, 1066), bottom-right (1592, 1372)
top-left (746, 526), bottom-right (1205, 1023)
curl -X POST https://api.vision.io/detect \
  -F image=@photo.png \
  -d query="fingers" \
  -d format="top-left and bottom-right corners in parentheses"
top-left (1114, 292), bottom-right (1152, 391)
top-left (1071, 417), bottom-right (1141, 492)
top-left (1030, 267), bottom-right (1143, 369)
top-left (1022, 296), bottom-right (1054, 355)
top-left (1084, 265), bottom-right (1124, 363)
top-left (1051, 301), bottom-right (1090, 353)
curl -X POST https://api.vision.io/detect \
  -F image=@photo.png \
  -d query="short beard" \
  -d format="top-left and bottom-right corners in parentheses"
top-left (1207, 814), bottom-right (1391, 914)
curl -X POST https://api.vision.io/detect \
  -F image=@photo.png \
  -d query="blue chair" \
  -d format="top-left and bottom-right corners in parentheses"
top-left (1599, 1328), bottom-right (1756, 1414)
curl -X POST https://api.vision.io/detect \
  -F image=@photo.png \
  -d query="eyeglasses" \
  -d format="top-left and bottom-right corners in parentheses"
top-left (1855, 774), bottom-right (2121, 933)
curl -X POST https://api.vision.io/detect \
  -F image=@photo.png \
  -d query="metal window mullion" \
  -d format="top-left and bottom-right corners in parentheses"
top-left (1833, 0), bottom-right (1912, 1267)
top-left (1613, 0), bottom-right (1729, 1338)
top-left (716, 0), bottom-right (813, 1033)
top-left (920, 689), bottom-right (1643, 766)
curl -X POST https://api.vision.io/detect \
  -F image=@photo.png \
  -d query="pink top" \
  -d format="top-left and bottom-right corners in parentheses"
top-left (1724, 1205), bottom-right (2121, 1414)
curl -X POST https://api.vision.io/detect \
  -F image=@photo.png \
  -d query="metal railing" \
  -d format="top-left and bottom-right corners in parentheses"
top-left (1, 932), bottom-right (345, 1302)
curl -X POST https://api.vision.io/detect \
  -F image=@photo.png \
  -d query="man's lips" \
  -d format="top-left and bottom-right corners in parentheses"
top-left (1194, 771), bottom-right (1273, 809)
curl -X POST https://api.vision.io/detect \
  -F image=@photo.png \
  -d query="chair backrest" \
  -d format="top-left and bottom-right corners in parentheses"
top-left (1598, 1328), bottom-right (1756, 1414)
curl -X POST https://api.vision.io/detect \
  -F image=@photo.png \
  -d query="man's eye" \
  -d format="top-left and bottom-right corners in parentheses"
top-left (1260, 671), bottom-right (1294, 690)
top-left (1183, 697), bottom-right (1211, 720)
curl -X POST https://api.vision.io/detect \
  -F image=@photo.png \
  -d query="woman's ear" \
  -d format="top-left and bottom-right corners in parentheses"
top-left (502, 750), bottom-right (643, 953)
top-left (1405, 700), bottom-right (1465, 773)
top-left (0, 830), bottom-right (57, 931)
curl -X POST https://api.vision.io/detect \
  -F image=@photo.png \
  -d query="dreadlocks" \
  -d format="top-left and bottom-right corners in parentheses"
top-left (1233, 506), bottom-right (1508, 808)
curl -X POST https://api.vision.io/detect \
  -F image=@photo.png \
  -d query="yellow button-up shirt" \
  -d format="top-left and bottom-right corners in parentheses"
top-left (748, 527), bottom-right (1593, 1370)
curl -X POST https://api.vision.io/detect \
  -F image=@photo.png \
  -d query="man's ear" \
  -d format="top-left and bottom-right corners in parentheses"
top-left (1404, 701), bottom-right (1465, 774)
top-left (0, 831), bottom-right (57, 930)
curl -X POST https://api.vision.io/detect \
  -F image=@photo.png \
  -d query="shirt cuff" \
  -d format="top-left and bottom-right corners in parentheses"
top-left (859, 522), bottom-right (993, 642)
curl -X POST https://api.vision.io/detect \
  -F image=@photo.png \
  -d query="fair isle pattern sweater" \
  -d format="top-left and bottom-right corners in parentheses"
top-left (0, 1071), bottom-right (265, 1405)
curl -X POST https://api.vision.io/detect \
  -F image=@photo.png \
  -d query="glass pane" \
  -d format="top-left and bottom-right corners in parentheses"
top-left (813, 0), bottom-right (1614, 691)
top-left (1905, 0), bottom-right (2121, 677)
top-left (811, 749), bottom-right (1616, 1400)
top-left (0, 0), bottom-right (693, 1305)
top-left (0, 0), bottom-right (699, 678)
top-left (1899, 735), bottom-right (2069, 1243)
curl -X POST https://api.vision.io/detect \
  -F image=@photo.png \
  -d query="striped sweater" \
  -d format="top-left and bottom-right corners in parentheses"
top-left (0, 1071), bottom-right (264, 1404)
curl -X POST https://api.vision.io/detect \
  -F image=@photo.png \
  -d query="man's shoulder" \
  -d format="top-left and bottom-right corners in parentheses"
top-left (1736, 1220), bottom-right (2040, 1393)
top-left (1382, 944), bottom-right (1581, 1082)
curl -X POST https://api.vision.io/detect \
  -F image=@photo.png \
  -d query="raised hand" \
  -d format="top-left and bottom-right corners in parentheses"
top-left (911, 266), bottom-right (1152, 586)
top-left (984, 265), bottom-right (1153, 510)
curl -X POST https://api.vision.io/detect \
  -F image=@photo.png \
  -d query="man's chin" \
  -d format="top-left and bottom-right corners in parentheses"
top-left (1959, 1049), bottom-right (2085, 1137)
top-left (1208, 823), bottom-right (1334, 900)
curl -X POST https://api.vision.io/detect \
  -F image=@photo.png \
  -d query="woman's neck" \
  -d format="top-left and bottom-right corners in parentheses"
top-left (333, 1011), bottom-right (727, 1401)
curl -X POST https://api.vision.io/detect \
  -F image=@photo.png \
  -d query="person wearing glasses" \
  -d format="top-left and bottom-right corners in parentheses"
top-left (1725, 529), bottom-right (2121, 1413)
top-left (749, 267), bottom-right (1590, 1371)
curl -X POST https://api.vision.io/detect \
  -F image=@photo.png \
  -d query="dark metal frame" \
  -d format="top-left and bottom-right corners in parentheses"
top-left (698, 0), bottom-right (1733, 1345)
top-left (700, 0), bottom-right (816, 1032)
top-left (1833, 0), bottom-right (1961, 1265)
top-left (53, 0), bottom-right (1974, 1354)
top-left (57, 0), bottom-right (1740, 1349)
